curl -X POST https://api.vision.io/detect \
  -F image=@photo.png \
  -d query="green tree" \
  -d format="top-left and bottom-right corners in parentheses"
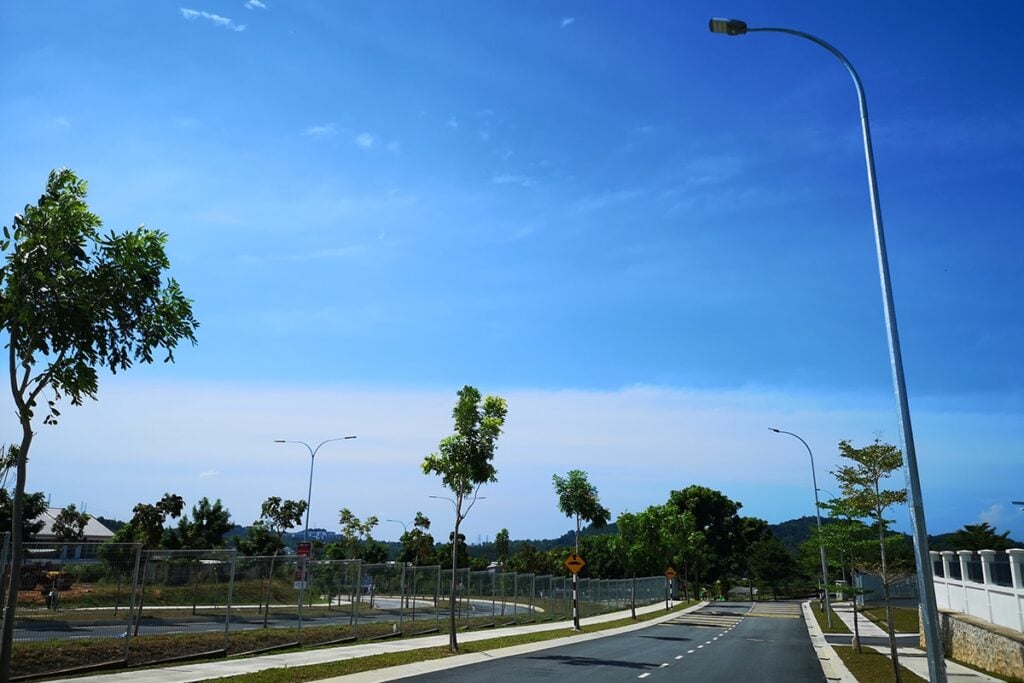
top-left (615, 509), bottom-right (665, 618)
top-left (552, 469), bottom-right (611, 629)
top-left (0, 169), bottom-right (198, 677)
top-left (748, 536), bottom-right (796, 599)
top-left (171, 497), bottom-right (233, 549)
top-left (337, 508), bottom-right (379, 559)
top-left (945, 522), bottom-right (1014, 552)
top-left (0, 488), bottom-right (46, 542)
top-left (235, 497), bottom-right (307, 626)
top-left (832, 438), bottom-right (908, 681)
top-left (236, 497), bottom-right (308, 556)
top-left (667, 485), bottom-right (747, 585)
top-left (51, 503), bottom-right (91, 542)
top-left (398, 512), bottom-right (435, 566)
top-left (494, 528), bottom-right (510, 567)
top-left (421, 385), bottom-right (507, 652)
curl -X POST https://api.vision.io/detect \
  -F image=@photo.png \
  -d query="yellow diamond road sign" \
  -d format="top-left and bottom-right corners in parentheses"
top-left (665, 566), bottom-right (678, 579)
top-left (564, 553), bottom-right (586, 574)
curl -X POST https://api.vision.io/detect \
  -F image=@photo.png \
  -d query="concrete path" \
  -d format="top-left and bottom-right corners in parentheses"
top-left (827, 602), bottom-right (1002, 682)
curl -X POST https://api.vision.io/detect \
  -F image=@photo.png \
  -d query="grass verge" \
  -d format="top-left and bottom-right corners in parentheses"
top-left (833, 645), bottom-right (928, 683)
top-left (811, 601), bottom-right (851, 634)
top-left (862, 606), bottom-right (919, 633)
top-left (204, 602), bottom-right (697, 683)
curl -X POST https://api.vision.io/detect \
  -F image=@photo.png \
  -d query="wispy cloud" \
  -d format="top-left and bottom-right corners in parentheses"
top-left (199, 469), bottom-right (220, 479)
top-left (49, 117), bottom-right (71, 129)
top-left (446, 117), bottom-right (459, 129)
top-left (386, 141), bottom-right (401, 154)
top-left (561, 17), bottom-right (576, 28)
top-left (492, 173), bottom-right (537, 188)
top-left (574, 187), bottom-right (645, 212)
top-left (244, 0), bottom-right (267, 9)
top-left (354, 132), bottom-right (375, 148)
top-left (303, 123), bottom-right (337, 138)
top-left (180, 8), bottom-right (246, 32)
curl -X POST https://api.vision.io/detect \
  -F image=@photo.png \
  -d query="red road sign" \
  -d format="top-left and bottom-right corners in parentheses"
top-left (297, 542), bottom-right (311, 557)
top-left (564, 553), bottom-right (586, 574)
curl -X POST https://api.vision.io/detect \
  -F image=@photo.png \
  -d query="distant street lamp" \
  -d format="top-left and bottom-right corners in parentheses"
top-left (274, 436), bottom-right (357, 541)
top-left (711, 18), bottom-right (945, 681)
top-left (769, 428), bottom-right (832, 628)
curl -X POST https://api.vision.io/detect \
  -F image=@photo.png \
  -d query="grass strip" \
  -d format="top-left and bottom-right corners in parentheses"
top-left (862, 606), bottom-right (920, 633)
top-left (208, 602), bottom-right (696, 683)
top-left (833, 645), bottom-right (928, 683)
top-left (811, 601), bottom-right (851, 634)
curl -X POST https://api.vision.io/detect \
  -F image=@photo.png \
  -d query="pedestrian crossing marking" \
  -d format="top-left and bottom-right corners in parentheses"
top-left (662, 612), bottom-right (744, 628)
top-left (746, 603), bottom-right (802, 620)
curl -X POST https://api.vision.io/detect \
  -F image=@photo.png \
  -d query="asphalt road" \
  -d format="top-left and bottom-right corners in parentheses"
top-left (403, 601), bottom-right (826, 683)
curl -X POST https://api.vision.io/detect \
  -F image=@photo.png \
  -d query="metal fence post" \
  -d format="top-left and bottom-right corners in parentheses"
top-left (224, 550), bottom-right (237, 649)
top-left (123, 544), bottom-right (143, 661)
top-left (399, 561), bottom-right (406, 632)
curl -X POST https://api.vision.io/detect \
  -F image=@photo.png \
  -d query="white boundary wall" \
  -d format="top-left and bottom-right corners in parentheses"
top-left (931, 548), bottom-right (1024, 633)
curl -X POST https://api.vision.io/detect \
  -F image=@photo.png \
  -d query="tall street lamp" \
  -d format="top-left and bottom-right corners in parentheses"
top-left (275, 436), bottom-right (357, 541)
top-left (770, 428), bottom-right (832, 628)
top-left (711, 18), bottom-right (945, 680)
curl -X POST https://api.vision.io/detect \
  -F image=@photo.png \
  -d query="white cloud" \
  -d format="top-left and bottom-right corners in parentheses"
top-left (244, 0), bottom-right (267, 9)
top-left (354, 132), bottom-right (375, 148)
top-left (50, 117), bottom-right (71, 129)
top-left (25, 380), bottom-right (1024, 540)
top-left (199, 469), bottom-right (221, 479)
top-left (447, 117), bottom-right (459, 129)
top-left (492, 173), bottom-right (537, 188)
top-left (561, 17), bottom-right (576, 28)
top-left (303, 123), bottom-right (337, 138)
top-left (180, 7), bottom-right (246, 32)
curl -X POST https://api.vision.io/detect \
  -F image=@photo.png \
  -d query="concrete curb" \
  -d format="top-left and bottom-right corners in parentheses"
top-left (801, 601), bottom-right (858, 683)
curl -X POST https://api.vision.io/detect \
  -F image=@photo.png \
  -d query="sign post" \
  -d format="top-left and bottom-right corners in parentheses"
top-left (564, 553), bottom-right (586, 630)
top-left (664, 566), bottom-right (678, 610)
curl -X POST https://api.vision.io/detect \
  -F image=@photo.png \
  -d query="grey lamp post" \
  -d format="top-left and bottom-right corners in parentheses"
top-left (770, 428), bottom-right (832, 628)
top-left (711, 18), bottom-right (945, 681)
top-left (274, 435), bottom-right (357, 634)
top-left (275, 436), bottom-right (358, 541)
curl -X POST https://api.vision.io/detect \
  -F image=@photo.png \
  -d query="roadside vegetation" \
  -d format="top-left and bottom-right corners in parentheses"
top-left (833, 646), bottom-right (927, 683)
top-left (862, 606), bottom-right (919, 633)
top-left (810, 601), bottom-right (850, 634)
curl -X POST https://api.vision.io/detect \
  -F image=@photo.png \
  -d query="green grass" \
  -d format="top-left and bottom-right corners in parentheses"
top-left (862, 606), bottom-right (919, 633)
top-left (188, 602), bottom-right (697, 683)
top-left (833, 645), bottom-right (928, 683)
top-left (811, 601), bottom-right (851, 634)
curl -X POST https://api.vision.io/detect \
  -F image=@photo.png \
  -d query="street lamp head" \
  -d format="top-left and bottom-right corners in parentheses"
top-left (273, 439), bottom-right (286, 443)
top-left (709, 18), bottom-right (748, 36)
top-left (768, 427), bottom-right (781, 433)
top-left (343, 435), bottom-right (357, 439)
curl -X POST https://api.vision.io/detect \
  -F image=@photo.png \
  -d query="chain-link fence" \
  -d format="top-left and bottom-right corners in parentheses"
top-left (4, 543), bottom-right (675, 679)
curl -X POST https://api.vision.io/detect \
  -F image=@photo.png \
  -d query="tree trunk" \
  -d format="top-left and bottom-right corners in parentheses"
top-left (0, 422), bottom-right (33, 681)
top-left (877, 500), bottom-right (901, 683)
top-left (448, 514), bottom-right (460, 652)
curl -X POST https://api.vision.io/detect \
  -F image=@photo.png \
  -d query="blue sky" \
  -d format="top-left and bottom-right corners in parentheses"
top-left (2, 2), bottom-right (1022, 544)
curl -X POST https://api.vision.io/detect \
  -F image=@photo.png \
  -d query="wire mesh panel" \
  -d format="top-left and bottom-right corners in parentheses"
top-left (229, 554), bottom-right (299, 641)
top-left (127, 549), bottom-right (236, 665)
top-left (514, 572), bottom-right (534, 621)
top-left (8, 542), bottom-right (141, 679)
top-left (401, 564), bottom-right (440, 630)
top-left (298, 558), bottom-right (362, 643)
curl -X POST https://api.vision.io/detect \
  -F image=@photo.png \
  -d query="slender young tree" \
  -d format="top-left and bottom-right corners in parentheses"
top-left (552, 469), bottom-right (610, 629)
top-left (422, 385), bottom-right (507, 652)
top-left (832, 438), bottom-right (908, 682)
top-left (494, 527), bottom-right (510, 568)
top-left (51, 504), bottom-right (91, 542)
top-left (0, 169), bottom-right (198, 678)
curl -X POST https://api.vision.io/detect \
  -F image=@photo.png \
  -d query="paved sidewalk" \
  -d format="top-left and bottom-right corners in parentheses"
top-left (48, 600), bottom-right (700, 683)
top-left (827, 602), bottom-right (1002, 682)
